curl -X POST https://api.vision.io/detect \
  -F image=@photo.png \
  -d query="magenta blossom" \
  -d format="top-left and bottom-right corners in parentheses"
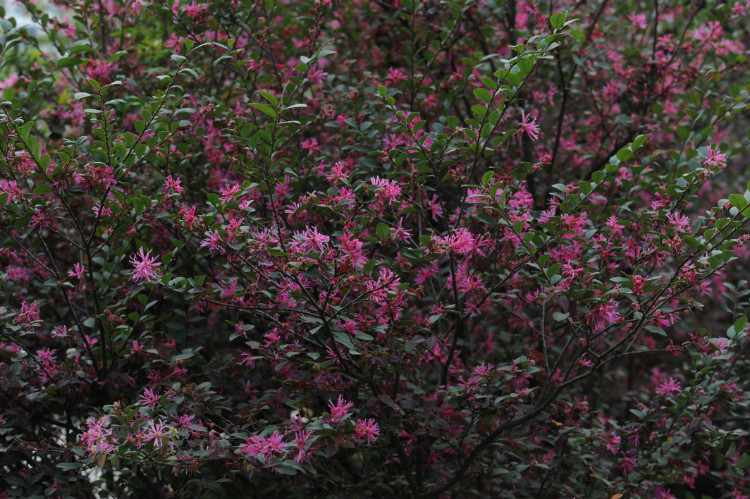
top-left (354, 419), bottom-right (380, 444)
top-left (240, 430), bottom-right (288, 462)
top-left (518, 110), bottom-right (540, 141)
top-left (656, 377), bottom-right (682, 398)
top-left (703, 145), bottom-right (727, 171)
top-left (130, 247), bottom-right (162, 283)
top-left (328, 394), bottom-right (354, 423)
top-left (145, 419), bottom-right (169, 449)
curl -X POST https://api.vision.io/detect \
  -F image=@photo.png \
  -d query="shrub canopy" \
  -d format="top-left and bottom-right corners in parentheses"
top-left (2, 0), bottom-right (750, 497)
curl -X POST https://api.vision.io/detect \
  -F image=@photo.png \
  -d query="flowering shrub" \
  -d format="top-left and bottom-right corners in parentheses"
top-left (2, 0), bottom-right (750, 497)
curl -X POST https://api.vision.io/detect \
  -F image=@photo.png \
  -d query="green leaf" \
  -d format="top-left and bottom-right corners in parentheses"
top-left (20, 121), bottom-right (34, 140)
top-left (70, 44), bottom-right (94, 54)
top-left (57, 56), bottom-right (84, 69)
top-left (734, 316), bottom-right (747, 334)
top-left (363, 258), bottom-right (376, 274)
top-left (736, 454), bottom-right (750, 469)
top-left (473, 88), bottom-right (492, 104)
top-left (249, 102), bottom-right (277, 119)
top-left (258, 90), bottom-right (278, 106)
top-left (644, 325), bottom-right (666, 337)
top-left (124, 132), bottom-right (137, 147)
top-left (676, 125), bottom-right (689, 140)
top-left (74, 92), bottom-right (92, 100)
top-left (729, 194), bottom-right (747, 210)
top-left (616, 148), bottom-right (633, 162)
top-left (552, 312), bottom-right (569, 322)
top-left (107, 50), bottom-right (127, 62)
top-left (550, 12), bottom-right (567, 30)
top-left (481, 171), bottom-right (494, 186)
top-left (56, 462), bottom-right (84, 470)
top-left (632, 134), bottom-right (650, 150)
top-left (212, 54), bottom-right (234, 67)
top-left (481, 76), bottom-right (497, 91)
top-left (332, 330), bottom-right (355, 349)
top-left (376, 222), bottom-right (390, 241)
top-left (34, 183), bottom-right (52, 195)
top-left (545, 263), bottom-right (561, 279)
top-left (517, 56), bottom-right (534, 76)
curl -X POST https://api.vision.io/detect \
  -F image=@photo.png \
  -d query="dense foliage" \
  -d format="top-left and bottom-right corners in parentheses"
top-left (3, 0), bottom-right (750, 497)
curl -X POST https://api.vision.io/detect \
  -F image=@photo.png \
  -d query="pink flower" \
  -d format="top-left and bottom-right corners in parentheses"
top-left (130, 248), bottom-right (162, 283)
top-left (632, 275), bottom-right (647, 293)
top-left (68, 263), bottom-right (85, 281)
top-left (703, 145), bottom-right (727, 171)
top-left (354, 419), bottom-right (380, 444)
top-left (387, 67), bottom-right (408, 84)
top-left (173, 413), bottom-right (196, 429)
top-left (14, 301), bottom-right (40, 328)
top-left (145, 419), bottom-right (168, 449)
top-left (292, 226), bottom-right (330, 254)
top-left (84, 58), bottom-right (116, 83)
top-left (219, 182), bottom-right (241, 203)
top-left (605, 216), bottom-right (624, 238)
top-left (585, 303), bottom-right (620, 332)
top-left (163, 175), bottom-right (183, 195)
top-left (619, 452), bottom-right (638, 475)
top-left (666, 211), bottom-right (690, 232)
top-left (325, 162), bottom-right (350, 184)
top-left (656, 377), bottom-right (682, 398)
top-left (301, 137), bottom-right (322, 155)
top-left (603, 432), bottom-right (621, 454)
top-left (130, 340), bottom-right (143, 355)
top-left (183, 1), bottom-right (208, 20)
top-left (80, 419), bottom-right (116, 457)
top-left (307, 67), bottom-right (328, 87)
top-left (240, 430), bottom-right (288, 461)
top-left (140, 388), bottom-right (160, 409)
top-left (518, 110), bottom-right (540, 141)
top-left (424, 194), bottom-right (444, 221)
top-left (472, 363), bottom-right (493, 377)
top-left (131, 0), bottom-right (147, 15)
top-left (653, 486), bottom-right (677, 499)
top-left (30, 210), bottom-right (54, 230)
top-left (370, 176), bottom-right (402, 205)
top-left (294, 429), bottom-right (313, 463)
top-left (200, 229), bottom-right (226, 255)
top-left (337, 318), bottom-right (358, 336)
top-left (392, 217), bottom-right (412, 242)
top-left (628, 12), bottom-right (647, 30)
top-left (339, 232), bottom-right (368, 268)
top-left (442, 228), bottom-right (475, 255)
top-left (36, 347), bottom-right (56, 365)
top-left (328, 394), bottom-right (354, 422)
top-left (179, 204), bottom-right (199, 229)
